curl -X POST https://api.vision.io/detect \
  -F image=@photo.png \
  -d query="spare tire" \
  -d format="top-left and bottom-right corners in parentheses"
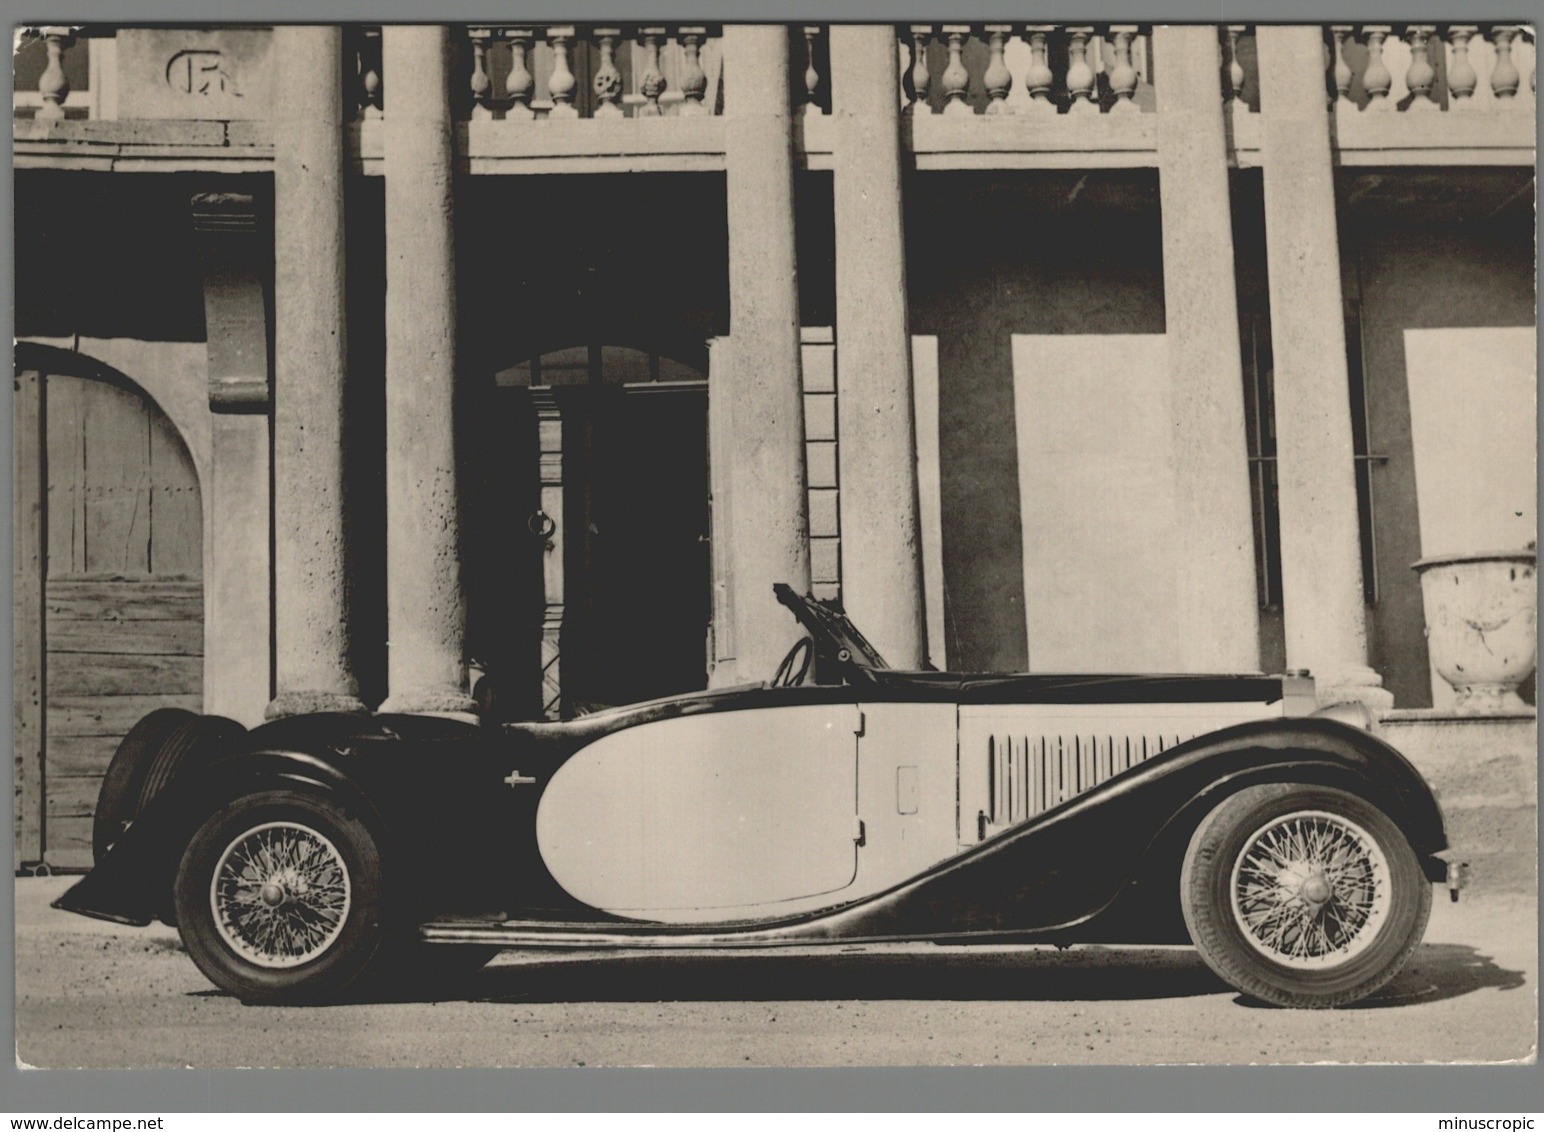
top-left (136, 714), bottom-right (246, 818)
top-left (93, 708), bottom-right (198, 864)
top-left (93, 711), bottom-right (246, 864)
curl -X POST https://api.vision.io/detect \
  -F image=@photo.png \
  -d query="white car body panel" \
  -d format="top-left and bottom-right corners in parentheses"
top-left (536, 704), bottom-right (862, 922)
top-left (536, 691), bottom-right (1292, 926)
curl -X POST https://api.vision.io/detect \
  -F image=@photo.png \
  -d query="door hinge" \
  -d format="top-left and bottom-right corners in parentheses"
top-left (977, 810), bottom-right (987, 841)
top-left (855, 709), bottom-right (866, 738)
top-left (854, 817), bottom-right (866, 848)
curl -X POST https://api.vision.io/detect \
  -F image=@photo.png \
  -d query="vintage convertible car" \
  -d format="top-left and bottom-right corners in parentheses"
top-left (57, 585), bottom-right (1460, 1008)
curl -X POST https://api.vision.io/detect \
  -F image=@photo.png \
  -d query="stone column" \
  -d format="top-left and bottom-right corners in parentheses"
top-left (190, 192), bottom-right (273, 729)
top-left (378, 25), bottom-right (476, 717)
top-left (1153, 25), bottom-right (1261, 673)
top-left (1257, 25), bottom-right (1391, 708)
top-left (208, 416), bottom-right (273, 726)
top-left (830, 24), bottom-right (925, 667)
top-left (717, 25), bottom-right (811, 686)
top-left (269, 26), bottom-right (363, 718)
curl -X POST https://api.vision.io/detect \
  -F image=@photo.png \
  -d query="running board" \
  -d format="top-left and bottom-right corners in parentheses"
top-left (418, 920), bottom-right (1058, 951)
top-left (419, 920), bottom-right (854, 951)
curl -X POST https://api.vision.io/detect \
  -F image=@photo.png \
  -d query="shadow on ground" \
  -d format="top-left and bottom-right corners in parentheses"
top-left (213, 939), bottom-right (1521, 1008)
top-left (467, 948), bottom-right (1227, 1005)
top-left (1228, 942), bottom-right (1527, 1010)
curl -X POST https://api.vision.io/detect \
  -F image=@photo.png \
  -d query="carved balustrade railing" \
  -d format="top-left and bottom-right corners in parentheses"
top-left (1220, 26), bottom-right (1259, 112)
top-left (866, 25), bottom-right (1159, 116)
top-left (351, 27), bottom-right (383, 118)
top-left (1325, 24), bottom-right (1535, 113)
top-left (16, 23), bottom-right (1534, 152)
top-left (347, 25), bottom-right (725, 122)
top-left (15, 27), bottom-right (99, 120)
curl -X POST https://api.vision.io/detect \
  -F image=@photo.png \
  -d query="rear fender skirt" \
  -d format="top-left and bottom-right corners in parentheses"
top-left (51, 749), bottom-right (383, 928)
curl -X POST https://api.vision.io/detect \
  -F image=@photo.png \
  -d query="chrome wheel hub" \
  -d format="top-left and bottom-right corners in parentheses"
top-left (1299, 871), bottom-right (1332, 906)
top-left (210, 821), bottom-right (352, 969)
top-left (1229, 810), bottom-right (1391, 970)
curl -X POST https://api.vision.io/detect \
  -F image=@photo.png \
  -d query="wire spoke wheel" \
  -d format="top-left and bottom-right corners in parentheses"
top-left (1181, 783), bottom-right (1432, 1008)
top-left (1229, 810), bottom-right (1390, 969)
top-left (211, 821), bottom-right (352, 968)
top-left (176, 791), bottom-right (386, 1003)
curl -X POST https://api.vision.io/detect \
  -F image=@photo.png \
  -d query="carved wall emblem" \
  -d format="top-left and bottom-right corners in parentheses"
top-left (166, 49), bottom-right (242, 97)
top-left (117, 28), bottom-right (271, 120)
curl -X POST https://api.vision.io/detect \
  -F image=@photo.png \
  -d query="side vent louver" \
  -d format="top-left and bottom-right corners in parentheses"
top-left (985, 731), bottom-right (1187, 829)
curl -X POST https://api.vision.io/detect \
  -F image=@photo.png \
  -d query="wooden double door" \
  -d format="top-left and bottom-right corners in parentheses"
top-left (14, 362), bottom-right (203, 870)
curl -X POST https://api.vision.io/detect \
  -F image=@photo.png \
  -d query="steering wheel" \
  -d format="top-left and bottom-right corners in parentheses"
top-left (772, 636), bottom-right (815, 688)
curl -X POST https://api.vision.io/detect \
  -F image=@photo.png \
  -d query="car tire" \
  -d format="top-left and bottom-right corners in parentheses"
top-left (174, 790), bottom-right (388, 1004)
top-left (93, 708), bottom-right (198, 864)
top-left (1181, 782), bottom-right (1431, 1008)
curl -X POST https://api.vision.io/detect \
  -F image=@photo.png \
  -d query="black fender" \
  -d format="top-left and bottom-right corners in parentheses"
top-left (52, 746), bottom-right (385, 928)
top-left (1070, 721), bottom-right (1449, 942)
top-left (1147, 716), bottom-right (1447, 871)
top-left (816, 716), bottom-right (1447, 944)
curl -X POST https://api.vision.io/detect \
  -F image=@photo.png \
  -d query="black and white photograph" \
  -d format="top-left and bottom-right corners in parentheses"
top-left (8, 13), bottom-right (1538, 1082)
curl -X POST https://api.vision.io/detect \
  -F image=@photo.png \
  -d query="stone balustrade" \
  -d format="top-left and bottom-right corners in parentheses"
top-left (878, 24), bottom-right (1158, 116)
top-left (1325, 24), bottom-right (1535, 113)
top-left (15, 26), bottom-right (90, 120)
top-left (14, 23), bottom-right (1535, 170)
top-left (350, 27), bottom-right (382, 119)
top-left (347, 25), bottom-right (725, 121)
top-left (17, 23), bottom-right (1537, 124)
top-left (29, 27), bottom-right (77, 119)
top-left (1221, 26), bottom-right (1256, 110)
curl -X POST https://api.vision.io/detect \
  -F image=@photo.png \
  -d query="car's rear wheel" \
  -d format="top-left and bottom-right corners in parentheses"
top-left (1181, 783), bottom-right (1431, 1008)
top-left (174, 790), bottom-right (387, 1004)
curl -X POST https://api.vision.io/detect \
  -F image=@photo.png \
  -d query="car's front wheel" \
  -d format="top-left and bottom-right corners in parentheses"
top-left (1181, 783), bottom-right (1432, 1008)
top-left (174, 790), bottom-right (387, 1004)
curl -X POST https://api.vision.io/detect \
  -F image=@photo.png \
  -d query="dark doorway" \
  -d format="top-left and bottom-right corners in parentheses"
top-left (565, 385), bottom-right (711, 711)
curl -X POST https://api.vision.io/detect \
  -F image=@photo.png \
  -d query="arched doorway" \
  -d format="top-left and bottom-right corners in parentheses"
top-left (14, 351), bottom-right (203, 870)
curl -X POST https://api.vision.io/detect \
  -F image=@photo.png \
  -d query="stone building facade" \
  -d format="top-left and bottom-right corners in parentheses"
top-left (13, 23), bottom-right (1537, 871)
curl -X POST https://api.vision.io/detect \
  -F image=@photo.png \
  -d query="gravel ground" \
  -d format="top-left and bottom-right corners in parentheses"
top-left (14, 876), bottom-right (1537, 1069)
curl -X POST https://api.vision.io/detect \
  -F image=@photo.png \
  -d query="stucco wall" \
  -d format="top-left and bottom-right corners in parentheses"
top-left (1012, 333), bottom-right (1177, 671)
top-left (1354, 219), bottom-right (1536, 707)
top-left (907, 170), bottom-right (1167, 673)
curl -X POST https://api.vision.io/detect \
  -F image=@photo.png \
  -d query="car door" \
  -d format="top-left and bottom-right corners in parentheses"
top-left (535, 701), bottom-right (862, 923)
top-left (851, 700), bottom-right (961, 897)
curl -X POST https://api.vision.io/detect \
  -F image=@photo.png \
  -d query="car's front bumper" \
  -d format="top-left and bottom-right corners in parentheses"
top-left (1433, 849), bottom-right (1471, 902)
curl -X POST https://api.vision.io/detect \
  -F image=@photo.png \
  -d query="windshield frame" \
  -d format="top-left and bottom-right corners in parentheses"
top-left (773, 584), bottom-right (890, 675)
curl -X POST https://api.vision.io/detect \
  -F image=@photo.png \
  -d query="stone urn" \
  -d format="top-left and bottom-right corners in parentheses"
top-left (1412, 549), bottom-right (1537, 712)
